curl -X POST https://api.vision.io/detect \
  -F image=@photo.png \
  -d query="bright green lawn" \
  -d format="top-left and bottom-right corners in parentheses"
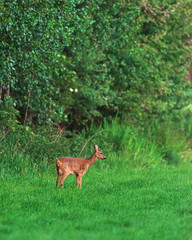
top-left (0, 166), bottom-right (192, 240)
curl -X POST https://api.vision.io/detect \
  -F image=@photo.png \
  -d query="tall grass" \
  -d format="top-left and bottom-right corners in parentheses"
top-left (82, 118), bottom-right (192, 168)
top-left (0, 118), bottom-right (192, 177)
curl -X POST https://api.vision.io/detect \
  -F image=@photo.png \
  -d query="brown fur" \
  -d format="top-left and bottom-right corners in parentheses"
top-left (56, 144), bottom-right (106, 188)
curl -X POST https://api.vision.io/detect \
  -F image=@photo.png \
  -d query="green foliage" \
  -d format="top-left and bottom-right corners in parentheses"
top-left (82, 118), bottom-right (192, 169)
top-left (0, 0), bottom-right (87, 125)
top-left (0, 98), bottom-right (20, 130)
top-left (0, 0), bottom-right (192, 128)
top-left (0, 126), bottom-right (86, 176)
top-left (1, 119), bottom-right (191, 177)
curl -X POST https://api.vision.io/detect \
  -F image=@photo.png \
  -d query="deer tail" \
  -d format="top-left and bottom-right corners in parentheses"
top-left (56, 160), bottom-right (62, 167)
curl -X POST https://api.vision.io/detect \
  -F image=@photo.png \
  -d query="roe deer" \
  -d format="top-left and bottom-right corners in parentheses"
top-left (56, 144), bottom-right (106, 188)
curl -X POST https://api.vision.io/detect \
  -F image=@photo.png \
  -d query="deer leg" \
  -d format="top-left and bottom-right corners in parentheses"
top-left (76, 174), bottom-right (80, 188)
top-left (56, 173), bottom-right (61, 187)
top-left (60, 173), bottom-right (68, 188)
top-left (79, 174), bottom-right (83, 189)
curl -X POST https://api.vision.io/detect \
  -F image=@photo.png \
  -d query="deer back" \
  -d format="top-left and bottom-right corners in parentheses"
top-left (56, 156), bottom-right (89, 175)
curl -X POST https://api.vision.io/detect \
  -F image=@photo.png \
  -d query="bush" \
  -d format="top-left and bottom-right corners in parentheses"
top-left (0, 0), bottom-right (192, 128)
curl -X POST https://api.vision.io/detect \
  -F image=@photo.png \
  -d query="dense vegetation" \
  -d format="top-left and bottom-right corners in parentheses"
top-left (0, 118), bottom-right (192, 177)
top-left (1, 0), bottom-right (192, 129)
top-left (0, 1), bottom-right (192, 239)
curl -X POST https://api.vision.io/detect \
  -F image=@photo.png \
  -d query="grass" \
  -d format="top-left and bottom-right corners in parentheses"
top-left (0, 165), bottom-right (192, 240)
top-left (0, 119), bottom-right (192, 239)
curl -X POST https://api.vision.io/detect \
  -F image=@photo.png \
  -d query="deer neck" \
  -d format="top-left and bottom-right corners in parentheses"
top-left (87, 152), bottom-right (97, 167)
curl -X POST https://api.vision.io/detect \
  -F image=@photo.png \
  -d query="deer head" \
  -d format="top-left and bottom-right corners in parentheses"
top-left (94, 144), bottom-right (106, 160)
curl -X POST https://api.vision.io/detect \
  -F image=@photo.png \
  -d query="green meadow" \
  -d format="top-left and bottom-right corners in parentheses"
top-left (0, 120), bottom-right (192, 240)
top-left (0, 167), bottom-right (192, 240)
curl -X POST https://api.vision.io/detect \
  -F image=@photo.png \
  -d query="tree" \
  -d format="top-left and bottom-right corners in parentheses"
top-left (0, 0), bottom-right (192, 130)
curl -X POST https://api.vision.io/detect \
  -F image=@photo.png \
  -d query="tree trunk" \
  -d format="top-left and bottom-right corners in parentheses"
top-left (0, 85), bottom-right (5, 101)
top-left (24, 86), bottom-right (33, 125)
top-left (0, 85), bottom-right (2, 100)
top-left (24, 74), bottom-right (34, 125)
top-left (6, 83), bottom-right (10, 97)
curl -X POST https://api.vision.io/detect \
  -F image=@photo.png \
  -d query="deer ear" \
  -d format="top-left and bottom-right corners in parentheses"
top-left (94, 144), bottom-right (99, 151)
